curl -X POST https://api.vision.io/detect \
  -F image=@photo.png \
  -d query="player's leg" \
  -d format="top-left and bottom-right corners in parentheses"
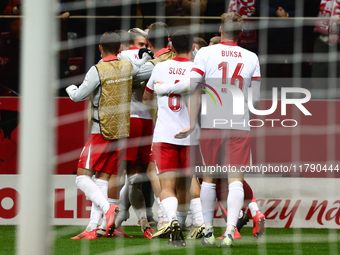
top-left (176, 194), bottom-right (188, 230)
top-left (96, 171), bottom-right (121, 237)
top-left (146, 161), bottom-right (166, 230)
top-left (142, 173), bottom-right (156, 225)
top-left (115, 175), bottom-right (131, 228)
top-left (152, 143), bottom-right (179, 239)
top-left (243, 180), bottom-right (265, 238)
top-left (186, 176), bottom-right (205, 239)
top-left (139, 118), bottom-right (157, 225)
top-left (200, 176), bottom-right (217, 245)
top-left (215, 178), bottom-right (243, 240)
top-left (176, 177), bottom-right (190, 230)
top-left (121, 117), bottom-right (154, 238)
top-left (127, 165), bottom-right (154, 238)
top-left (85, 177), bottom-right (104, 234)
top-left (71, 168), bottom-right (100, 240)
top-left (219, 130), bottom-right (249, 248)
top-left (172, 173), bottom-right (191, 246)
top-left (199, 129), bottom-right (222, 246)
top-left (95, 146), bottom-right (125, 238)
top-left (73, 134), bottom-right (119, 239)
top-left (75, 170), bottom-right (116, 239)
top-left (159, 171), bottom-right (178, 223)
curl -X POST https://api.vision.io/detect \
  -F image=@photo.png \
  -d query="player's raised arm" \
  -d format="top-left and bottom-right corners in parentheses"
top-left (66, 66), bottom-right (100, 102)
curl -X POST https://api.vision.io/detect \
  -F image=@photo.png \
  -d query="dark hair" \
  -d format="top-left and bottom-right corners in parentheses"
top-left (193, 37), bottom-right (208, 49)
top-left (171, 30), bottom-right (193, 54)
top-left (100, 32), bottom-right (121, 54)
top-left (147, 22), bottom-right (169, 49)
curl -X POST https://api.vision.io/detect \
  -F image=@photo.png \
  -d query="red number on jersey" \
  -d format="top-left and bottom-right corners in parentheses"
top-left (218, 62), bottom-right (244, 91)
top-left (168, 80), bottom-right (182, 112)
top-left (218, 62), bottom-right (228, 84)
top-left (168, 94), bottom-right (182, 112)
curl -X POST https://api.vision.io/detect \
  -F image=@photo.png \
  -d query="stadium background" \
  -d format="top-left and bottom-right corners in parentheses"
top-left (0, 0), bottom-right (339, 254)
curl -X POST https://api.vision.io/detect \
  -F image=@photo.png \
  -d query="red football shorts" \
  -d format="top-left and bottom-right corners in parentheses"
top-left (119, 117), bottom-right (143, 162)
top-left (199, 129), bottom-right (250, 168)
top-left (152, 143), bottom-right (201, 175)
top-left (137, 118), bottom-right (153, 165)
top-left (78, 134), bottom-right (121, 174)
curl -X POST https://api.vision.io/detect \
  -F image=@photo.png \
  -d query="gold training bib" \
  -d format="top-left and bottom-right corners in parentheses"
top-left (95, 59), bottom-right (133, 140)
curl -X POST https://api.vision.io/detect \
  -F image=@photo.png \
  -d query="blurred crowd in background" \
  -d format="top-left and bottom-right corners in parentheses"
top-left (0, 0), bottom-right (339, 97)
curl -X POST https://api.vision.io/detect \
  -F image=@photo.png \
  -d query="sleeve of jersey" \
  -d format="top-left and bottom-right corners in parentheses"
top-left (251, 57), bottom-right (261, 82)
top-left (154, 68), bottom-right (204, 95)
top-left (251, 57), bottom-right (261, 107)
top-left (119, 54), bottom-right (148, 77)
top-left (145, 68), bottom-right (157, 93)
top-left (66, 66), bottom-right (100, 102)
top-left (133, 62), bottom-right (154, 84)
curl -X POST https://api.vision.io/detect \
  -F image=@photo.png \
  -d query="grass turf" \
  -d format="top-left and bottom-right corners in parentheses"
top-left (1, 226), bottom-right (340, 255)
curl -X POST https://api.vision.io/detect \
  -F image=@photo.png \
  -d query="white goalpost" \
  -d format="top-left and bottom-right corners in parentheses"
top-left (7, 0), bottom-right (339, 254)
top-left (17, 0), bottom-right (57, 254)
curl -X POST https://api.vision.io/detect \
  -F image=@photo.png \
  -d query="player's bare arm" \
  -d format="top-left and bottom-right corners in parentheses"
top-left (142, 89), bottom-right (154, 106)
top-left (174, 88), bottom-right (201, 139)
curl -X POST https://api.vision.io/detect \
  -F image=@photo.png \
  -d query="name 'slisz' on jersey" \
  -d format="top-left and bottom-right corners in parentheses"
top-left (169, 67), bottom-right (187, 75)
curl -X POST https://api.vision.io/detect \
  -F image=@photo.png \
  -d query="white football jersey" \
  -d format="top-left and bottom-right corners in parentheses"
top-left (119, 47), bottom-right (152, 119)
top-left (193, 41), bottom-right (261, 131)
top-left (146, 57), bottom-right (200, 145)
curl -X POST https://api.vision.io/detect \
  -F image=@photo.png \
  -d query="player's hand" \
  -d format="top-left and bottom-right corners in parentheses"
top-left (174, 126), bottom-right (193, 139)
top-left (66, 84), bottom-right (77, 95)
top-left (153, 81), bottom-right (164, 95)
top-left (138, 48), bottom-right (154, 59)
top-left (154, 81), bottom-right (164, 86)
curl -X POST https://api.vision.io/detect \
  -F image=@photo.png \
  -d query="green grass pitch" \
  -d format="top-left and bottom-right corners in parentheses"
top-left (1, 226), bottom-right (340, 255)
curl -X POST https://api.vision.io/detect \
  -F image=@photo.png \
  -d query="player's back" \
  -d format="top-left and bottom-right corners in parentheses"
top-left (195, 42), bottom-right (261, 131)
top-left (119, 47), bottom-right (152, 119)
top-left (146, 57), bottom-right (199, 145)
top-left (197, 42), bottom-right (259, 86)
top-left (119, 47), bottom-right (139, 63)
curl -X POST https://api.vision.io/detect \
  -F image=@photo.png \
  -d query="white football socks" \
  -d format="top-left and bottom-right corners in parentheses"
top-left (190, 198), bottom-right (204, 227)
top-left (176, 211), bottom-right (188, 228)
top-left (249, 201), bottom-right (260, 218)
top-left (108, 198), bottom-right (119, 206)
top-left (185, 211), bottom-right (193, 228)
top-left (75, 175), bottom-right (110, 214)
top-left (128, 174), bottom-right (149, 231)
top-left (200, 182), bottom-right (216, 233)
top-left (161, 196), bottom-right (178, 226)
top-left (115, 178), bottom-right (131, 228)
top-left (227, 181), bottom-right (244, 235)
top-left (156, 197), bottom-right (167, 226)
top-left (86, 178), bottom-right (107, 232)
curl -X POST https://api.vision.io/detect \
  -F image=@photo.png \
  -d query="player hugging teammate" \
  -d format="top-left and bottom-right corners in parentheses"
top-left (66, 12), bottom-right (265, 249)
